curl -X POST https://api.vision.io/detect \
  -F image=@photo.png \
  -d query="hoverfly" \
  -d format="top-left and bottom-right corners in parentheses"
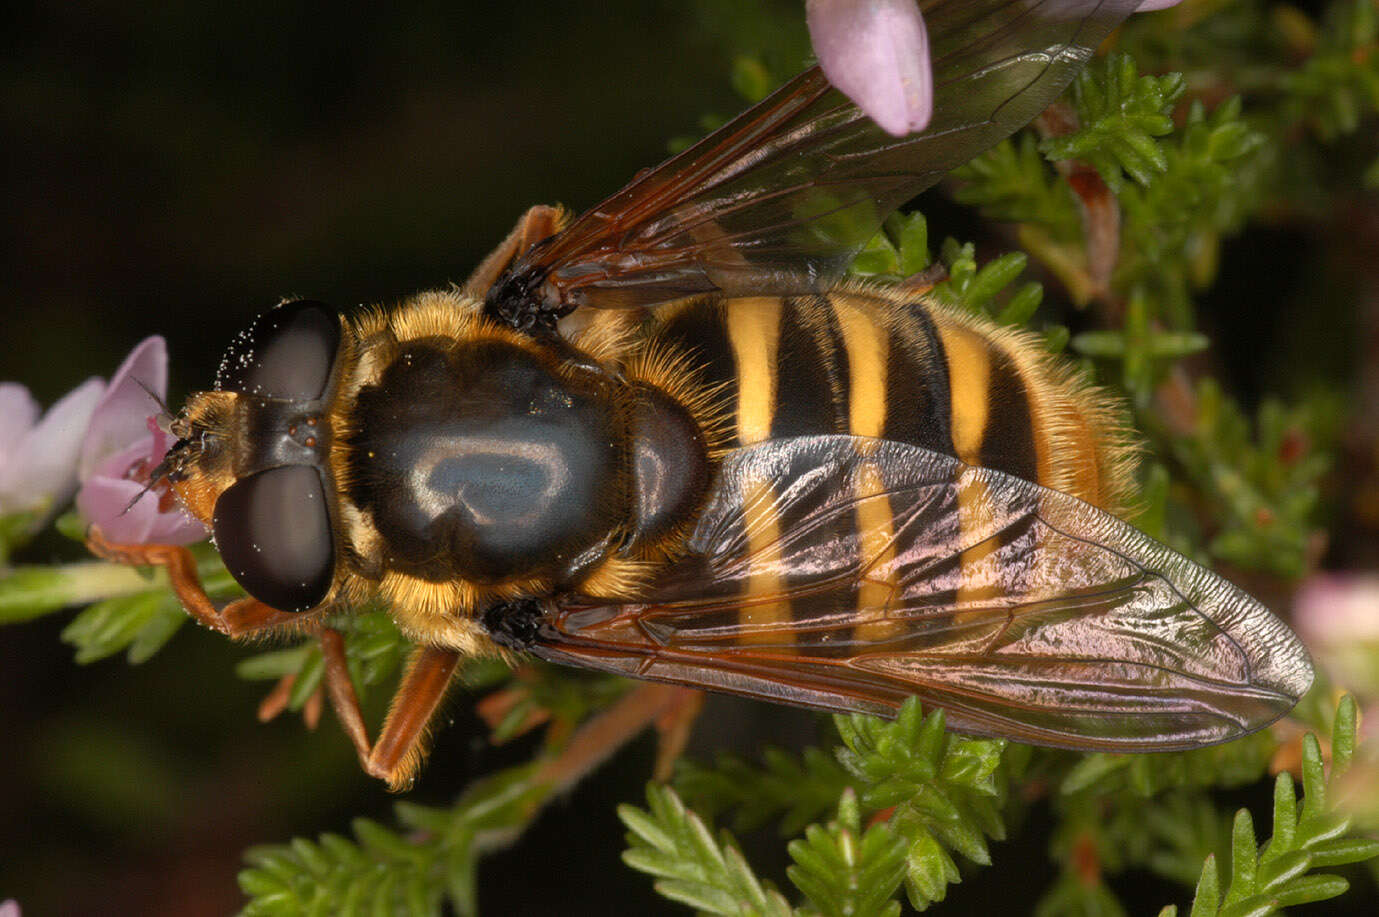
top-left (91, 0), bottom-right (1312, 790)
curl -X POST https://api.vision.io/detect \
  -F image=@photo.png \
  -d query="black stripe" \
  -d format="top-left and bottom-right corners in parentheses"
top-left (885, 301), bottom-right (956, 456)
top-left (776, 439), bottom-right (855, 656)
top-left (654, 301), bottom-right (738, 429)
top-left (790, 591), bottom-right (857, 657)
top-left (884, 468), bottom-right (962, 652)
top-left (771, 297), bottom-right (847, 439)
top-left (979, 346), bottom-right (1038, 482)
top-left (802, 296), bottom-right (852, 434)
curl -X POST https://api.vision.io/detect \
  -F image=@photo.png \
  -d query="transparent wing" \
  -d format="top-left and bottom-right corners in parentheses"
top-left (491, 0), bottom-right (1142, 315)
top-left (533, 437), bottom-right (1313, 751)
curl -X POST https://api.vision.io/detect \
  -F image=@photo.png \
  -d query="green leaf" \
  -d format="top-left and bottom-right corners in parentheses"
top-left (834, 700), bottom-right (1011, 907)
top-left (1271, 874), bottom-right (1349, 906)
top-left (620, 784), bottom-right (793, 917)
top-left (929, 240), bottom-right (1043, 326)
top-left (786, 789), bottom-right (907, 917)
top-left (1040, 54), bottom-right (1184, 191)
top-left (1188, 856), bottom-right (1220, 917)
top-left (952, 134), bottom-right (1080, 238)
top-left (60, 591), bottom-right (184, 664)
top-left (1168, 696), bottom-right (1378, 916)
top-left (239, 760), bottom-right (555, 916)
top-left (675, 745), bottom-right (851, 836)
top-left (890, 211), bottom-right (931, 277)
top-left (236, 646), bottom-right (315, 681)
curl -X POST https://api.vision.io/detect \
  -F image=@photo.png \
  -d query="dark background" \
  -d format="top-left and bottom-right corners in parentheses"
top-left (1, 2), bottom-right (1373, 915)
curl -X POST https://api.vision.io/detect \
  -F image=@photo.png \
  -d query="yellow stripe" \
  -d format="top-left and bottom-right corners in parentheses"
top-left (830, 297), bottom-right (900, 642)
top-left (726, 297), bottom-right (783, 445)
top-left (852, 459), bottom-right (901, 643)
top-left (831, 296), bottom-right (889, 438)
top-left (737, 476), bottom-right (793, 648)
top-left (938, 325), bottom-right (992, 466)
top-left (954, 467), bottom-right (1004, 621)
top-left (726, 298), bottom-right (789, 647)
top-left (941, 324), bottom-right (1003, 617)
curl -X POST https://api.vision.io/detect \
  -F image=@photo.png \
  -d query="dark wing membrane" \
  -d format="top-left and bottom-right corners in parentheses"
top-left (533, 437), bottom-right (1313, 751)
top-left (502, 0), bottom-right (1142, 313)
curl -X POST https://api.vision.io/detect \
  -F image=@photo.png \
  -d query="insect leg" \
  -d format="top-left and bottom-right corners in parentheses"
top-left (317, 627), bottom-right (375, 764)
top-left (85, 526), bottom-right (298, 636)
top-left (461, 204), bottom-right (565, 298)
top-left (255, 667), bottom-right (328, 727)
top-left (532, 683), bottom-right (703, 793)
top-left (651, 688), bottom-right (704, 781)
top-left (318, 634), bottom-right (461, 790)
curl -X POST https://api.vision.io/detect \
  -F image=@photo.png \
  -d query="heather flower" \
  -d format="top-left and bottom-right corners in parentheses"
top-left (806, 0), bottom-right (1184, 137)
top-left (0, 378), bottom-right (103, 524)
top-left (1294, 573), bottom-right (1379, 696)
top-left (75, 337), bottom-right (206, 545)
top-left (807, 0), bottom-right (932, 137)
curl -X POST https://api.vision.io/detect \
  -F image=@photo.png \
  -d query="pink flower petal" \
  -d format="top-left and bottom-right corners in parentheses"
top-left (0, 377), bottom-right (104, 516)
top-left (0, 383), bottom-right (40, 451)
top-left (1294, 573), bottom-right (1379, 645)
top-left (77, 435), bottom-right (206, 545)
top-left (808, 0), bottom-right (933, 137)
top-left (79, 336), bottom-right (169, 480)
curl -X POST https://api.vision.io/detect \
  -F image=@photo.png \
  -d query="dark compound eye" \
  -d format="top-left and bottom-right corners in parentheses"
top-left (213, 465), bottom-right (335, 612)
top-left (216, 300), bottom-right (340, 399)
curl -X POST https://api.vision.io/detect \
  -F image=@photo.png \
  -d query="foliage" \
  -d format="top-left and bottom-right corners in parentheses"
top-left (619, 697), bottom-right (1378, 917)
top-left (627, 700), bottom-right (1018, 915)
top-left (1161, 381), bottom-right (1340, 577)
top-left (239, 764), bottom-right (551, 917)
top-left (620, 784), bottom-right (797, 916)
top-left (675, 745), bottom-right (852, 836)
top-left (1040, 53), bottom-right (1186, 192)
top-left (1163, 696), bottom-right (1379, 917)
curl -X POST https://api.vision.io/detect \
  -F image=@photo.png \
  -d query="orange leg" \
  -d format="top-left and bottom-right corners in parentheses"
top-left (462, 204), bottom-right (565, 297)
top-left (256, 671), bottom-right (326, 730)
top-left (652, 688), bottom-right (705, 781)
top-left (90, 526), bottom-right (700, 790)
top-left (473, 665), bottom-right (553, 740)
top-left (319, 632), bottom-right (461, 791)
top-left (476, 670), bottom-right (705, 783)
top-left (90, 525), bottom-right (328, 729)
top-left (86, 526), bottom-right (299, 636)
top-left (257, 672), bottom-right (298, 722)
top-left (534, 684), bottom-right (705, 793)
top-left (90, 526), bottom-right (464, 789)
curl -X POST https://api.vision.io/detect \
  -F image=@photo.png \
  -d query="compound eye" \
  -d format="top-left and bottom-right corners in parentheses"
top-left (213, 466), bottom-right (334, 612)
top-left (217, 300), bottom-right (340, 399)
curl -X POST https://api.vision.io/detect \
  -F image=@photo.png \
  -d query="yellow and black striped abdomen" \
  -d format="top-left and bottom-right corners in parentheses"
top-left (920, 297), bottom-right (1134, 512)
top-left (643, 287), bottom-right (1134, 656)
top-left (648, 287), bottom-right (1132, 512)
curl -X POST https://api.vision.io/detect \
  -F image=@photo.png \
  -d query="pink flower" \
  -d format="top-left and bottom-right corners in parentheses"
top-left (1294, 573), bottom-right (1379, 695)
top-left (806, 1), bottom-right (1184, 137)
top-left (0, 378), bottom-right (104, 522)
top-left (75, 337), bottom-right (206, 545)
top-left (807, 0), bottom-right (932, 137)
